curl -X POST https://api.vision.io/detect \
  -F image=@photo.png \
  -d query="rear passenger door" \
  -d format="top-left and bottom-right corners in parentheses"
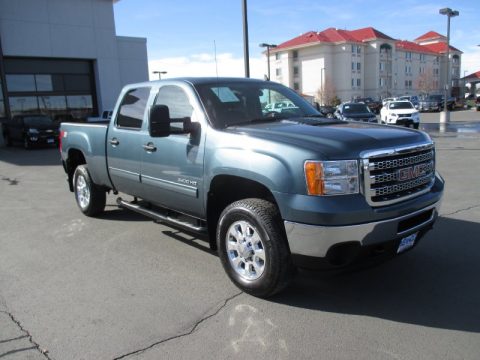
top-left (107, 87), bottom-right (151, 197)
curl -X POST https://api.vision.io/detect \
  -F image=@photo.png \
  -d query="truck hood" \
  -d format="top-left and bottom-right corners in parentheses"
top-left (224, 117), bottom-right (430, 159)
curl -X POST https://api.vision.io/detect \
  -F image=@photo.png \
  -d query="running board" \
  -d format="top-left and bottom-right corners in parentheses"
top-left (116, 197), bottom-right (207, 233)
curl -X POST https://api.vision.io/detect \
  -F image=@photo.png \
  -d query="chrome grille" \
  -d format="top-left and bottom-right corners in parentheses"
top-left (362, 144), bottom-right (435, 206)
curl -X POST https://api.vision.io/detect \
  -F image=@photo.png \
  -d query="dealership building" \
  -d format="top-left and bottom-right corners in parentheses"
top-left (0, 0), bottom-right (148, 145)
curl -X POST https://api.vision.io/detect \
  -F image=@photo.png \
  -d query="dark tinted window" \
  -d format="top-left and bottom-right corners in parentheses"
top-left (343, 103), bottom-right (370, 114)
top-left (116, 87), bottom-right (150, 129)
top-left (155, 86), bottom-right (193, 130)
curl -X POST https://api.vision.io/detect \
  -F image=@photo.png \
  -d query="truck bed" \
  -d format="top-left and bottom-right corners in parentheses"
top-left (60, 122), bottom-right (112, 188)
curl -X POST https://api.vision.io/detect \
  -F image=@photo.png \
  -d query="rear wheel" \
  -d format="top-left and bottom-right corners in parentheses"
top-left (73, 165), bottom-right (106, 217)
top-left (216, 198), bottom-right (295, 298)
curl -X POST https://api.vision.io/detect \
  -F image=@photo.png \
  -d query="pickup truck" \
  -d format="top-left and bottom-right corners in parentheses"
top-left (60, 77), bottom-right (444, 298)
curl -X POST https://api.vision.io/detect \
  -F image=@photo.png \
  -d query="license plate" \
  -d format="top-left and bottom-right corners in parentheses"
top-left (47, 138), bottom-right (54, 144)
top-left (397, 232), bottom-right (418, 253)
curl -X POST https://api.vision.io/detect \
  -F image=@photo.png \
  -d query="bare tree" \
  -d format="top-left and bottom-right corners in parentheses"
top-left (415, 66), bottom-right (437, 96)
top-left (316, 76), bottom-right (338, 106)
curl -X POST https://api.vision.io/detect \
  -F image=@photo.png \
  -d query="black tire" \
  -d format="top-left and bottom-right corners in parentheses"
top-left (216, 198), bottom-right (295, 298)
top-left (73, 165), bottom-right (106, 217)
top-left (23, 137), bottom-right (30, 150)
top-left (3, 132), bottom-right (11, 147)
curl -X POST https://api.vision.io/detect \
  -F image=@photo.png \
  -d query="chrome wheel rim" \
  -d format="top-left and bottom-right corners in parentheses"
top-left (226, 220), bottom-right (266, 281)
top-left (76, 174), bottom-right (90, 209)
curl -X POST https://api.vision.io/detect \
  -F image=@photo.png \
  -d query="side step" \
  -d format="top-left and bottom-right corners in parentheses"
top-left (117, 197), bottom-right (207, 234)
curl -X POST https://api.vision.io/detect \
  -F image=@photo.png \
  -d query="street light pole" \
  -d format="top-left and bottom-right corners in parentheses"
top-left (439, 7), bottom-right (459, 123)
top-left (242, 0), bottom-right (250, 78)
top-left (152, 71), bottom-right (167, 80)
top-left (259, 43), bottom-right (277, 80)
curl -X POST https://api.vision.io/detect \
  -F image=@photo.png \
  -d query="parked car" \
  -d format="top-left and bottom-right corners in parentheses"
top-left (382, 97), bottom-right (396, 106)
top-left (335, 102), bottom-right (378, 123)
top-left (354, 97), bottom-right (382, 114)
top-left (60, 77), bottom-right (443, 298)
top-left (263, 101), bottom-right (298, 114)
top-left (2, 114), bottom-right (59, 149)
top-left (380, 100), bottom-right (420, 129)
top-left (397, 95), bottom-right (419, 109)
top-left (419, 94), bottom-right (455, 112)
top-left (317, 105), bottom-right (336, 118)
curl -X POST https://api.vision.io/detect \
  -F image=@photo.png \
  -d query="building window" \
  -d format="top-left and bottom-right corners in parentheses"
top-left (275, 53), bottom-right (280, 60)
top-left (293, 66), bottom-right (299, 76)
top-left (405, 80), bottom-right (412, 89)
top-left (293, 82), bottom-right (299, 90)
top-left (420, 54), bottom-right (425, 61)
top-left (357, 62), bottom-right (361, 71)
top-left (379, 78), bottom-right (385, 87)
top-left (275, 68), bottom-right (282, 76)
top-left (405, 65), bottom-right (412, 75)
top-left (357, 78), bottom-right (361, 87)
top-left (357, 46), bottom-right (361, 54)
top-left (405, 52), bottom-right (412, 60)
top-left (379, 62), bottom-right (385, 71)
top-left (352, 45), bottom-right (355, 53)
top-left (352, 62), bottom-right (355, 71)
top-left (6, 74), bottom-right (36, 92)
top-left (351, 78), bottom-right (355, 87)
top-left (292, 50), bottom-right (298, 59)
top-left (9, 96), bottom-right (39, 116)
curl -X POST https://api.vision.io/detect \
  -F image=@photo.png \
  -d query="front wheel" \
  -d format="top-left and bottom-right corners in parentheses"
top-left (216, 198), bottom-right (295, 298)
top-left (73, 165), bottom-right (106, 217)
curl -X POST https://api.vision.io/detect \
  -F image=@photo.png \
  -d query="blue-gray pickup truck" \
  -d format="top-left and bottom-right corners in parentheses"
top-left (60, 77), bottom-right (444, 297)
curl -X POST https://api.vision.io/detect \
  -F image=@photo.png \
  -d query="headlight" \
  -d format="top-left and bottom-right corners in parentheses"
top-left (304, 160), bottom-right (359, 196)
top-left (28, 128), bottom-right (39, 134)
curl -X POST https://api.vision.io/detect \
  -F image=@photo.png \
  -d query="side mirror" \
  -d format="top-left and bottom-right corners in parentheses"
top-left (149, 105), bottom-right (171, 137)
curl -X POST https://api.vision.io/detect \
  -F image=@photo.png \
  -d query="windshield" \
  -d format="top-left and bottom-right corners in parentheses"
top-left (343, 103), bottom-right (370, 114)
top-left (194, 80), bottom-right (319, 128)
top-left (23, 116), bottom-right (54, 127)
top-left (389, 102), bottom-right (413, 109)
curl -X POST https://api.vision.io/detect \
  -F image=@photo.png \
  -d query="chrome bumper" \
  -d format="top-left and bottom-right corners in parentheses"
top-left (284, 200), bottom-right (441, 258)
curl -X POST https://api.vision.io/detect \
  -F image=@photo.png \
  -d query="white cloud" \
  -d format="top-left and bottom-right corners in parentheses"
top-left (148, 53), bottom-right (266, 80)
top-left (462, 46), bottom-right (480, 76)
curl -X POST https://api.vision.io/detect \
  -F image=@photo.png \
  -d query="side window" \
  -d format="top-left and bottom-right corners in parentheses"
top-left (116, 87), bottom-right (151, 129)
top-left (155, 85), bottom-right (194, 131)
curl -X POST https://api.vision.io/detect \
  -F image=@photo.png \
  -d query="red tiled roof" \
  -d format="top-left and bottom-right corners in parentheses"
top-left (274, 31), bottom-right (329, 50)
top-left (463, 70), bottom-right (480, 80)
top-left (348, 27), bottom-right (395, 41)
top-left (274, 27), bottom-right (394, 51)
top-left (422, 42), bottom-right (462, 54)
top-left (395, 40), bottom-right (438, 54)
top-left (414, 31), bottom-right (445, 42)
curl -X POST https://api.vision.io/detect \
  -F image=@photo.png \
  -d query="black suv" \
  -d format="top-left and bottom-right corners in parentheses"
top-left (335, 103), bottom-right (378, 123)
top-left (3, 115), bottom-right (59, 149)
top-left (354, 97), bottom-right (382, 114)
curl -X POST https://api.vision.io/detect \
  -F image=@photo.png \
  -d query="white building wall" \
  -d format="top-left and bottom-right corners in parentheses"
top-left (0, 0), bottom-right (148, 112)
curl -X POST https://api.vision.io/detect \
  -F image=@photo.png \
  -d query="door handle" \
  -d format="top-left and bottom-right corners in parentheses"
top-left (143, 143), bottom-right (157, 152)
top-left (109, 138), bottom-right (119, 146)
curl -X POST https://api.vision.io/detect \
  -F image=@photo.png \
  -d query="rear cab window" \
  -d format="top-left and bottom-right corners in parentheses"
top-left (115, 87), bottom-right (151, 130)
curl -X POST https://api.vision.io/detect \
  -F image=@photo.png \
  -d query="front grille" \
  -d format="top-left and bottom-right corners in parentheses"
top-left (362, 144), bottom-right (435, 206)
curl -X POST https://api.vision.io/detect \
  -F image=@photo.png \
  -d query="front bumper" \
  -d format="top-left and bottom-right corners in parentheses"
top-left (284, 198), bottom-right (441, 269)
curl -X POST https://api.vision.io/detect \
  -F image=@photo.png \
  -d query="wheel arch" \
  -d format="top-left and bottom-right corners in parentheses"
top-left (206, 174), bottom-right (280, 250)
top-left (65, 148), bottom-right (87, 192)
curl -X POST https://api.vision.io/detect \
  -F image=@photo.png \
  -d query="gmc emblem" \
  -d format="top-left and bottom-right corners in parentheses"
top-left (398, 163), bottom-right (430, 181)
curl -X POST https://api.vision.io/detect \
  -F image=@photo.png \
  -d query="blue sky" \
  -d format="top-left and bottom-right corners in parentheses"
top-left (114, 0), bottom-right (479, 79)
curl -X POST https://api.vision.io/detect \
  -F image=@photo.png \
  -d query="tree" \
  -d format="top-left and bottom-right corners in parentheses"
top-left (316, 76), bottom-right (338, 106)
top-left (415, 66), bottom-right (437, 96)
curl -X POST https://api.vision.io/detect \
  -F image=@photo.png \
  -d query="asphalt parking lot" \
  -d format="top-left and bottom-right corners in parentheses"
top-left (1, 111), bottom-right (480, 360)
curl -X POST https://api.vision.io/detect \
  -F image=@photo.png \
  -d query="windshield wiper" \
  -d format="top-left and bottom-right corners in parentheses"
top-left (250, 114), bottom-right (287, 123)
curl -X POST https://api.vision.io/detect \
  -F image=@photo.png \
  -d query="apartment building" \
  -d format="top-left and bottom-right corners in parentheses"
top-left (268, 27), bottom-right (462, 103)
